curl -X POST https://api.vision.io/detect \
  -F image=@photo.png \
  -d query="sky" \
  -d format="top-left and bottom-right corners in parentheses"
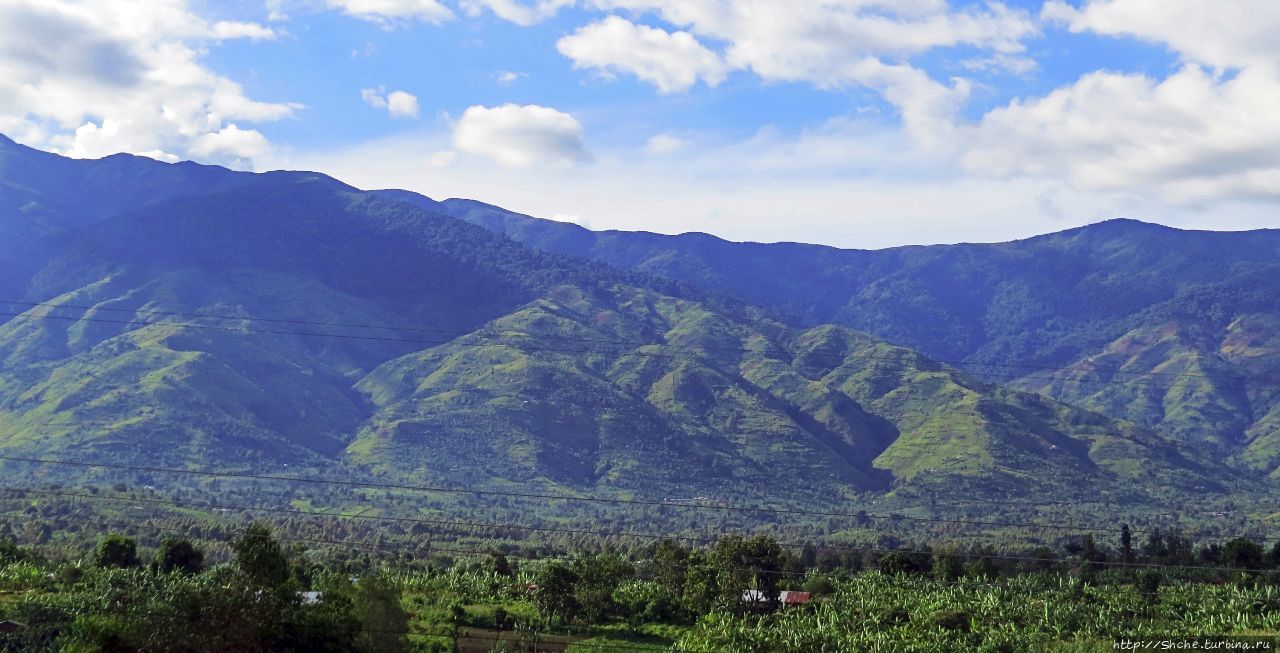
top-left (2, 0), bottom-right (1279, 248)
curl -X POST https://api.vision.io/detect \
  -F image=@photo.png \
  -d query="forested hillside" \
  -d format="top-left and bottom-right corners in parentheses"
top-left (0, 136), bottom-right (1228, 514)
top-left (390, 192), bottom-right (1280, 479)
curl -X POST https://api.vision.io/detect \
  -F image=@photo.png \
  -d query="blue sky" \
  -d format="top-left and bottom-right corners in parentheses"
top-left (3, 1), bottom-right (1278, 247)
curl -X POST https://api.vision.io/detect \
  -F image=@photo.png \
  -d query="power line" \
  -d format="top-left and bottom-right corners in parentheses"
top-left (0, 510), bottom-right (830, 581)
top-left (2, 507), bottom-right (1269, 599)
top-left (4, 485), bottom-right (1276, 575)
top-left (0, 453), bottom-right (1241, 538)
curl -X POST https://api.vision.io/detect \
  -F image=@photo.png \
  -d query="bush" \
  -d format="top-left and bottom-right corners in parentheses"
top-left (94, 535), bottom-right (140, 570)
top-left (801, 575), bottom-right (836, 597)
top-left (929, 610), bottom-right (971, 632)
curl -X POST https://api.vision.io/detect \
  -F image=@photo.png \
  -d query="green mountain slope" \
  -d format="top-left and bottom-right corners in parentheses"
top-left (0, 141), bottom-right (1216, 509)
top-left (391, 192), bottom-right (1280, 477)
top-left (349, 284), bottom-right (1204, 500)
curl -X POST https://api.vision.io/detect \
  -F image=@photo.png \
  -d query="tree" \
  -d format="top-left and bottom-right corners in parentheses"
top-left (879, 551), bottom-right (929, 577)
top-left (233, 523), bottom-right (290, 588)
top-left (1222, 538), bottom-right (1264, 570)
top-left (680, 551), bottom-right (722, 616)
top-left (353, 571), bottom-right (409, 653)
top-left (534, 562), bottom-right (580, 623)
top-left (153, 538), bottom-right (204, 575)
top-left (1136, 570), bottom-right (1162, 607)
top-left (1079, 534), bottom-right (1105, 568)
top-left (488, 552), bottom-right (513, 577)
top-left (572, 553), bottom-right (634, 624)
top-left (933, 551), bottom-right (964, 582)
top-left (1269, 540), bottom-right (1280, 569)
top-left (0, 539), bottom-right (30, 564)
top-left (1120, 524), bottom-right (1134, 563)
top-left (651, 539), bottom-right (689, 591)
top-left (714, 535), bottom-right (783, 611)
top-left (1144, 528), bottom-right (1169, 560)
top-left (94, 534), bottom-right (140, 569)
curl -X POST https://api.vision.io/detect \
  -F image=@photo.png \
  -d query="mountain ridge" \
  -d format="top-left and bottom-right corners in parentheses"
top-left (0, 138), bottom-right (1234, 515)
top-left (368, 188), bottom-right (1280, 480)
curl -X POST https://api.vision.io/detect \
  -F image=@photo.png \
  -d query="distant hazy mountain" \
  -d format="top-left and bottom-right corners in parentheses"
top-left (384, 191), bottom-right (1280, 480)
top-left (0, 137), bottom-right (1216, 509)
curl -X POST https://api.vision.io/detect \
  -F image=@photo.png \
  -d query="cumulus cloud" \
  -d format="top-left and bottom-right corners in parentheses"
top-left (494, 70), bottom-right (526, 85)
top-left (1042, 0), bottom-right (1280, 71)
top-left (361, 87), bottom-right (421, 119)
top-left (210, 20), bottom-right (278, 41)
top-left (460, 0), bottom-right (573, 26)
top-left (0, 0), bottom-right (295, 170)
top-left (189, 124), bottom-right (274, 168)
top-left (550, 1), bottom-right (1034, 145)
top-left (964, 0), bottom-right (1280, 204)
top-left (557, 16), bottom-right (728, 93)
top-left (325, 0), bottom-right (454, 25)
top-left (578, 1), bottom-right (1037, 81)
top-left (645, 133), bottom-right (686, 154)
top-left (452, 103), bottom-right (590, 168)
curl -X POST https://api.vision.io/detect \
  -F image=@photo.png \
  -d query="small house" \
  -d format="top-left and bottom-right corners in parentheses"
top-left (740, 590), bottom-right (811, 606)
top-left (780, 591), bottom-right (811, 605)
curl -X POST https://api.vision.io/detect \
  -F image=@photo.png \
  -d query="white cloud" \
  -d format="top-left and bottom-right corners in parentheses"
top-left (452, 103), bottom-right (590, 168)
top-left (361, 86), bottom-right (421, 119)
top-left (210, 20), bottom-right (278, 41)
top-left (325, 0), bottom-right (453, 24)
top-left (460, 0), bottom-right (573, 26)
top-left (188, 124), bottom-right (273, 169)
top-left (495, 70), bottom-right (526, 85)
top-left (550, 213), bottom-right (591, 227)
top-left (961, 53), bottom-right (1038, 76)
top-left (556, 16), bottom-right (728, 93)
top-left (386, 91), bottom-right (421, 118)
top-left (551, 2), bottom-right (1034, 145)
top-left (284, 128), bottom-right (1280, 252)
top-left (0, 0), bottom-right (296, 169)
top-left (963, 0), bottom-right (1280, 204)
top-left (645, 133), bottom-right (686, 154)
top-left (586, 1), bottom-right (1037, 81)
top-left (429, 150), bottom-right (457, 167)
top-left (1042, 0), bottom-right (1280, 71)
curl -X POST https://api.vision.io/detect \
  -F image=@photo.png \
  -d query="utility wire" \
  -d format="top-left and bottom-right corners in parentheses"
top-left (3, 453), bottom-right (1259, 539)
top-left (0, 450), bottom-right (1182, 537)
top-left (4, 485), bottom-right (1277, 575)
top-left (0, 509), bottom-right (1265, 592)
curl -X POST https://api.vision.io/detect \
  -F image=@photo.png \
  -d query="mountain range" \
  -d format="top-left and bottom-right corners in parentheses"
top-left (388, 192), bottom-right (1280, 481)
top-left (0, 133), bottom-right (1272, 520)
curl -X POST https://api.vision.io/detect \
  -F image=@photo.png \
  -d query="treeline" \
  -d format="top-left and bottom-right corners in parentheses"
top-left (0, 525), bottom-right (411, 653)
top-left (3, 523), bottom-right (1279, 652)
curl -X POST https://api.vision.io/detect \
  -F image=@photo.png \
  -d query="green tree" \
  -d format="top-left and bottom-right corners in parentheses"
top-left (534, 562), bottom-right (580, 623)
top-left (152, 538), bottom-right (204, 575)
top-left (353, 571), bottom-right (409, 653)
top-left (680, 550), bottom-right (722, 616)
top-left (1222, 538), bottom-right (1264, 570)
top-left (714, 535), bottom-right (783, 610)
top-left (0, 539), bottom-right (30, 564)
top-left (879, 551), bottom-right (929, 577)
top-left (572, 553), bottom-right (634, 623)
top-left (651, 539), bottom-right (689, 591)
top-left (233, 523), bottom-right (290, 588)
top-left (488, 552), bottom-right (513, 577)
top-left (1120, 524), bottom-right (1134, 563)
top-left (94, 534), bottom-right (140, 569)
top-left (1136, 570), bottom-right (1162, 607)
